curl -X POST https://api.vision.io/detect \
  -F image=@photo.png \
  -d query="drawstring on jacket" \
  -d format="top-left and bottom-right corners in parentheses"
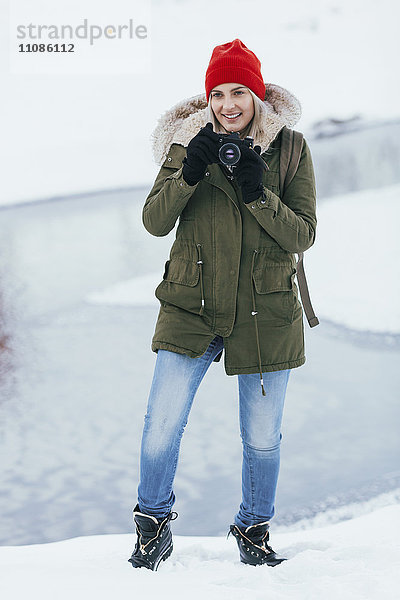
top-left (251, 250), bottom-right (266, 396)
top-left (196, 243), bottom-right (205, 316)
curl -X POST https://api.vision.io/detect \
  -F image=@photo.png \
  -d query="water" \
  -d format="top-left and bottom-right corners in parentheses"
top-left (0, 188), bottom-right (399, 545)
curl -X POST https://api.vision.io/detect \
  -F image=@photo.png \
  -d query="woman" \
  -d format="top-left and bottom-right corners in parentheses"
top-left (128, 39), bottom-right (317, 571)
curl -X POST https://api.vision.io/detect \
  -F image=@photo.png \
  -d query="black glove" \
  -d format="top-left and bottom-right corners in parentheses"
top-left (234, 144), bottom-right (266, 204)
top-left (182, 122), bottom-right (220, 186)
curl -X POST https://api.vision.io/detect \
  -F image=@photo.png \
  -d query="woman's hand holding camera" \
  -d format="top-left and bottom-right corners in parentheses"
top-left (182, 122), bottom-right (267, 202)
top-left (182, 122), bottom-right (220, 186)
top-left (235, 145), bottom-right (266, 204)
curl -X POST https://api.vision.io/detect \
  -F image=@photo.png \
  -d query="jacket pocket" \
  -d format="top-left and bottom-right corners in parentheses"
top-left (163, 258), bottom-right (199, 286)
top-left (155, 240), bottom-right (203, 315)
top-left (252, 249), bottom-right (298, 324)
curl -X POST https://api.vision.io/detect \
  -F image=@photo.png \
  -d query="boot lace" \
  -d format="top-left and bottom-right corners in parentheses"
top-left (227, 524), bottom-right (274, 556)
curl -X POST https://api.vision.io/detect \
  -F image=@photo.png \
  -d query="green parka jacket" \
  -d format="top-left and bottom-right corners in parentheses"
top-left (143, 83), bottom-right (317, 395)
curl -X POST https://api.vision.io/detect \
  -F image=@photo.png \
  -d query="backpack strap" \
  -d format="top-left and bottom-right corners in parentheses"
top-left (279, 127), bottom-right (319, 328)
top-left (295, 252), bottom-right (319, 327)
top-left (279, 126), bottom-right (303, 193)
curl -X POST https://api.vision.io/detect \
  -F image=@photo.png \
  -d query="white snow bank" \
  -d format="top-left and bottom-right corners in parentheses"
top-left (306, 183), bottom-right (400, 335)
top-left (86, 184), bottom-right (400, 335)
top-left (1, 502), bottom-right (399, 600)
top-left (87, 272), bottom-right (160, 307)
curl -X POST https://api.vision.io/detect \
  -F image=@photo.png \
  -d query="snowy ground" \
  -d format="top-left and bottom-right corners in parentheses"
top-left (87, 184), bottom-right (400, 335)
top-left (1, 500), bottom-right (399, 600)
top-left (1, 0), bottom-right (399, 206)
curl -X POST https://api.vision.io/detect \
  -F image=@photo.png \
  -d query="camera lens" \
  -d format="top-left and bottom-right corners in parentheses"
top-left (219, 142), bottom-right (241, 166)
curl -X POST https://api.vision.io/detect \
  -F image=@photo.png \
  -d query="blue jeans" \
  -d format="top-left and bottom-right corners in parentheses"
top-left (137, 335), bottom-right (291, 529)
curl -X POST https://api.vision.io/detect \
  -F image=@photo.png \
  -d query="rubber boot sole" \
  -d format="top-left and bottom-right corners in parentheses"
top-left (240, 554), bottom-right (287, 567)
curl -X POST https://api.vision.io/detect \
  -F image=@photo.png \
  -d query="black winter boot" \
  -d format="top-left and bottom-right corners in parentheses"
top-left (128, 503), bottom-right (178, 571)
top-left (228, 521), bottom-right (287, 567)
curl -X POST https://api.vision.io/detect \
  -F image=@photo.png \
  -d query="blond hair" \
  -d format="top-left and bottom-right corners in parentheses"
top-left (204, 87), bottom-right (267, 146)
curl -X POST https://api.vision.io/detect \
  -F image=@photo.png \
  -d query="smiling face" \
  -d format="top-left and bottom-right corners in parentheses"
top-left (209, 82), bottom-right (255, 133)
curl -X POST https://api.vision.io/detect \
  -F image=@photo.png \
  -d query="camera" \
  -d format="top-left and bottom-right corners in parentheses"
top-left (217, 131), bottom-right (254, 166)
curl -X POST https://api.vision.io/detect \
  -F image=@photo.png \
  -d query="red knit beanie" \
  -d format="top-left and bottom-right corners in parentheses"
top-left (205, 39), bottom-right (266, 102)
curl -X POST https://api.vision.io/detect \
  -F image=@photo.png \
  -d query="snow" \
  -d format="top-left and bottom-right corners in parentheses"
top-left (1, 501), bottom-right (399, 600)
top-left (85, 183), bottom-right (400, 335)
top-left (87, 272), bottom-right (160, 307)
top-left (1, 0), bottom-right (399, 206)
top-left (306, 183), bottom-right (400, 335)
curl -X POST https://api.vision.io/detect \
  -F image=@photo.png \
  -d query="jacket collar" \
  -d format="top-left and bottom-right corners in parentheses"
top-left (151, 83), bottom-right (302, 166)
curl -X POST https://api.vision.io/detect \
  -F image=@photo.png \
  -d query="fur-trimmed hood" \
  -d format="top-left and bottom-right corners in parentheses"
top-left (151, 83), bottom-right (302, 166)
